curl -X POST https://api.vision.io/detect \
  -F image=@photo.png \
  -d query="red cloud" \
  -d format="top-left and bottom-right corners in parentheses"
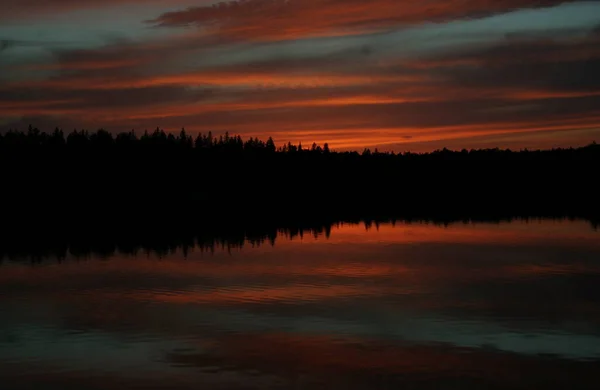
top-left (151, 0), bottom-right (567, 40)
top-left (2, 1), bottom-right (600, 152)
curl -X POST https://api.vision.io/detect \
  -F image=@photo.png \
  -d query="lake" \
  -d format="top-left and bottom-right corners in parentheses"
top-left (1, 219), bottom-right (600, 389)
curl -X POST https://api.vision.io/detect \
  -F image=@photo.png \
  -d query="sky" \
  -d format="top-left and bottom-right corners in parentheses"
top-left (1, 0), bottom-right (600, 151)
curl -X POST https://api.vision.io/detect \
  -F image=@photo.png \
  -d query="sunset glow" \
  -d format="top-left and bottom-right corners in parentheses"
top-left (2, 0), bottom-right (600, 151)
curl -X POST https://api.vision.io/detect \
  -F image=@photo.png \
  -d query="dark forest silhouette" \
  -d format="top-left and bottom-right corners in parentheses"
top-left (1, 125), bottom-right (599, 244)
top-left (1, 125), bottom-right (599, 260)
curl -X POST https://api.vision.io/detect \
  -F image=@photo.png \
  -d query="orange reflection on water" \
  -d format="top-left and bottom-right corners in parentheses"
top-left (132, 284), bottom-right (393, 305)
top-left (1, 219), bottom-right (600, 390)
top-left (286, 219), bottom-right (597, 246)
top-left (1, 219), bottom-right (598, 318)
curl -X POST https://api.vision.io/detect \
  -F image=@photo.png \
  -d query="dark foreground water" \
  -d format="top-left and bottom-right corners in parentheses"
top-left (2, 219), bottom-right (600, 389)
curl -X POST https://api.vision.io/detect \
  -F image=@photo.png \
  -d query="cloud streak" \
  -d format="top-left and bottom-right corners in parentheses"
top-left (1, 0), bottom-right (600, 151)
top-left (151, 0), bottom-right (570, 40)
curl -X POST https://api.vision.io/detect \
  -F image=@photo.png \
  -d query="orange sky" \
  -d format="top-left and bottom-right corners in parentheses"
top-left (1, 0), bottom-right (600, 151)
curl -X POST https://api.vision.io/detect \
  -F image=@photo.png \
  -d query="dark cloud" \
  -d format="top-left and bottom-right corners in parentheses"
top-left (0, 0), bottom-right (205, 21)
top-left (422, 33), bottom-right (600, 93)
top-left (2, 1), bottom-right (600, 151)
top-left (151, 0), bottom-right (570, 41)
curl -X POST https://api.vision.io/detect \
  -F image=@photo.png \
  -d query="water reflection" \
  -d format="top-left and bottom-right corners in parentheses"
top-left (1, 219), bottom-right (600, 389)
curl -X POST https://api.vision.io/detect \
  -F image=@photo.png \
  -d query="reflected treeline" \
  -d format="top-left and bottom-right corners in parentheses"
top-left (1, 126), bottom-right (599, 235)
top-left (0, 216), bottom-right (597, 262)
top-left (0, 220), bottom-right (332, 262)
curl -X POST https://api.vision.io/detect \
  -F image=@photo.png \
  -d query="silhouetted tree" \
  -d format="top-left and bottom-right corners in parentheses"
top-left (266, 137), bottom-right (276, 153)
top-left (0, 124), bottom-right (598, 239)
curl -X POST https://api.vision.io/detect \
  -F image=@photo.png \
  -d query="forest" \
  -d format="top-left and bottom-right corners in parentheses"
top-left (1, 125), bottom-right (599, 232)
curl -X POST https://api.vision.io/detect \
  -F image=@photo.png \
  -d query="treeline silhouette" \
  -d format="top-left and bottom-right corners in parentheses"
top-left (1, 126), bottom-right (599, 232)
top-left (1, 216), bottom-right (594, 263)
top-left (0, 220), bottom-right (331, 262)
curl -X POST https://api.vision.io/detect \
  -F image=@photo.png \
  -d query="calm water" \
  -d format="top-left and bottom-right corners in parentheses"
top-left (2, 220), bottom-right (600, 389)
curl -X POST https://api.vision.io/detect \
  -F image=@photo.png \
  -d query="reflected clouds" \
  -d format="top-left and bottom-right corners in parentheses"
top-left (2, 220), bottom-right (600, 389)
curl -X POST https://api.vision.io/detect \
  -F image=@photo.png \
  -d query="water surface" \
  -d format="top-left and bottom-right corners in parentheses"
top-left (2, 219), bottom-right (600, 389)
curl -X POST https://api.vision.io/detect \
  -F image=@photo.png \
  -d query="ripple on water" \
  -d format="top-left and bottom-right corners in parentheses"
top-left (1, 220), bottom-right (600, 389)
